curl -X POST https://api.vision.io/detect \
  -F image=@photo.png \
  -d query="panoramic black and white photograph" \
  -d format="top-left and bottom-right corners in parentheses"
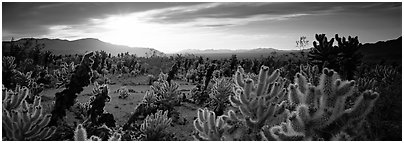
top-left (2, 2), bottom-right (402, 141)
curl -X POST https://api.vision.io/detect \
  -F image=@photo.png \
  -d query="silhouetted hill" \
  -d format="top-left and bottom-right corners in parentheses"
top-left (2, 38), bottom-right (165, 57)
top-left (359, 37), bottom-right (401, 64)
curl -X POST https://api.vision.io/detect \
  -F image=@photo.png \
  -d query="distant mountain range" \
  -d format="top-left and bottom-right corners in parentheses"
top-left (2, 36), bottom-right (401, 64)
top-left (175, 37), bottom-right (402, 63)
top-left (2, 38), bottom-right (164, 57)
top-left (178, 48), bottom-right (284, 54)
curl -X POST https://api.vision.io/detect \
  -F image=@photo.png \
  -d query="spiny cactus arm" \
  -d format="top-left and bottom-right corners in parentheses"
top-left (343, 90), bottom-right (379, 122)
top-left (193, 108), bottom-right (228, 141)
top-left (234, 66), bottom-right (245, 87)
top-left (266, 82), bottom-right (287, 104)
top-left (288, 84), bottom-right (304, 107)
top-left (256, 66), bottom-right (269, 97)
top-left (3, 85), bottom-right (29, 110)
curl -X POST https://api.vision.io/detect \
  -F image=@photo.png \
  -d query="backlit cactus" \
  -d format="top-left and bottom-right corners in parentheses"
top-left (74, 124), bottom-right (120, 141)
top-left (151, 72), bottom-right (180, 104)
top-left (193, 108), bottom-right (230, 141)
top-left (140, 110), bottom-right (172, 140)
top-left (209, 77), bottom-right (234, 116)
top-left (2, 86), bottom-right (56, 141)
top-left (268, 68), bottom-right (379, 140)
top-left (228, 66), bottom-right (287, 132)
top-left (299, 64), bottom-right (320, 86)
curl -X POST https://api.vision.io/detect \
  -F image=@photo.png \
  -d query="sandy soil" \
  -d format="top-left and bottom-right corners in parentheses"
top-left (39, 74), bottom-right (200, 140)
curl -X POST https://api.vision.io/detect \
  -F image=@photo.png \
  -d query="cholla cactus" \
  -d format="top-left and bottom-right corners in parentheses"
top-left (87, 83), bottom-right (111, 125)
top-left (74, 124), bottom-right (120, 141)
top-left (143, 90), bottom-right (157, 106)
top-left (50, 51), bottom-right (95, 126)
top-left (268, 68), bottom-right (379, 140)
top-left (229, 66), bottom-right (288, 133)
top-left (210, 77), bottom-right (234, 104)
top-left (54, 62), bottom-right (76, 88)
top-left (151, 73), bottom-right (180, 104)
top-left (193, 108), bottom-right (232, 141)
top-left (299, 64), bottom-right (320, 86)
top-left (3, 56), bottom-right (16, 71)
top-left (147, 74), bottom-right (155, 85)
top-left (2, 86), bottom-right (56, 141)
top-left (209, 77), bottom-right (234, 116)
top-left (186, 69), bottom-right (197, 83)
top-left (3, 85), bottom-right (27, 110)
top-left (140, 110), bottom-right (172, 140)
top-left (118, 86), bottom-right (130, 99)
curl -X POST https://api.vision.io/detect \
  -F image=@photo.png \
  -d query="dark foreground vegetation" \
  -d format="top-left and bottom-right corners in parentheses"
top-left (2, 34), bottom-right (401, 141)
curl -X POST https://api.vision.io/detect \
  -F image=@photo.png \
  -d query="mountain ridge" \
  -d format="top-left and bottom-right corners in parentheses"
top-left (2, 38), bottom-right (165, 57)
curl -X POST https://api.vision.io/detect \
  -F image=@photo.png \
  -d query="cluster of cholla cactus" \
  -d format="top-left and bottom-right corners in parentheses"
top-left (228, 66), bottom-right (288, 140)
top-left (194, 65), bottom-right (380, 141)
top-left (2, 85), bottom-right (56, 140)
top-left (85, 81), bottom-right (112, 126)
top-left (140, 110), bottom-right (173, 140)
top-left (74, 124), bottom-right (121, 141)
top-left (186, 69), bottom-right (197, 83)
top-left (124, 72), bottom-right (180, 130)
top-left (265, 68), bottom-right (379, 140)
top-left (208, 77), bottom-right (234, 116)
top-left (193, 108), bottom-right (233, 141)
top-left (151, 72), bottom-right (180, 106)
top-left (53, 62), bottom-right (76, 88)
top-left (50, 51), bottom-right (95, 126)
top-left (194, 65), bottom-right (288, 140)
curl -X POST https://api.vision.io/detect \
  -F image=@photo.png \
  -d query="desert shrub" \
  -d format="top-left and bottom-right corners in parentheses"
top-left (118, 86), bottom-right (130, 99)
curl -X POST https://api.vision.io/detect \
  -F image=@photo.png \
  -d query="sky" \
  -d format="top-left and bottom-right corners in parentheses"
top-left (2, 2), bottom-right (402, 53)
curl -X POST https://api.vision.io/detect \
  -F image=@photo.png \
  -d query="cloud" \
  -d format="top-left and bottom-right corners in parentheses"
top-left (2, 2), bottom-right (204, 40)
top-left (143, 2), bottom-right (400, 25)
